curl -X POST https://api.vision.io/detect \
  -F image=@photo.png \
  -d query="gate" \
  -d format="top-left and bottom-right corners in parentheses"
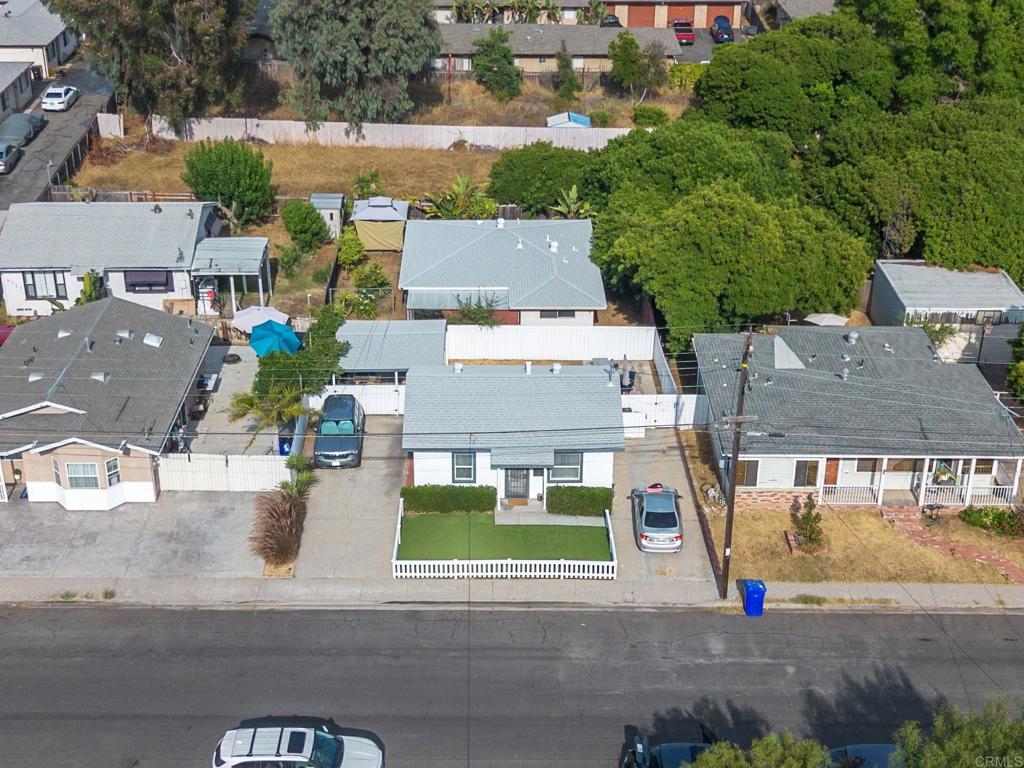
top-left (157, 453), bottom-right (291, 492)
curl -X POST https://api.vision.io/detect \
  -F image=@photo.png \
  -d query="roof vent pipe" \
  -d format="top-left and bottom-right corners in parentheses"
top-left (524, 360), bottom-right (532, 375)
top-left (841, 367), bottom-right (849, 381)
top-left (550, 241), bottom-right (558, 253)
top-left (516, 238), bottom-right (523, 250)
top-left (453, 362), bottom-right (463, 374)
top-left (845, 330), bottom-right (859, 345)
top-left (496, 217), bottom-right (505, 228)
top-left (552, 363), bottom-right (562, 374)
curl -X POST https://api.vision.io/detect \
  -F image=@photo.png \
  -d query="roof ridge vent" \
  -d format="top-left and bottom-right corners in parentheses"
top-left (57, 329), bottom-right (72, 339)
top-left (28, 372), bottom-right (43, 382)
top-left (116, 328), bottom-right (134, 340)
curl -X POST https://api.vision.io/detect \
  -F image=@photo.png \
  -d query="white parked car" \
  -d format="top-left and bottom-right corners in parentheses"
top-left (213, 723), bottom-right (383, 768)
top-left (41, 85), bottom-right (79, 111)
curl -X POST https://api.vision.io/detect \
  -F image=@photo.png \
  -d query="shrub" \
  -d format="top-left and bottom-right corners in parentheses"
top-left (277, 244), bottom-right (308, 278)
top-left (589, 109), bottom-right (613, 127)
top-left (281, 199), bottom-right (330, 251)
top-left (401, 485), bottom-right (497, 513)
top-left (249, 486), bottom-right (308, 566)
top-left (353, 168), bottom-right (384, 199)
top-left (334, 289), bottom-right (378, 319)
top-left (959, 506), bottom-right (1024, 537)
top-left (337, 227), bottom-right (366, 270)
top-left (668, 61), bottom-right (706, 93)
top-left (351, 261), bottom-right (392, 294)
top-left (546, 486), bottom-right (613, 516)
top-left (312, 265), bottom-right (333, 284)
top-left (488, 142), bottom-right (592, 215)
top-left (554, 40), bottom-right (582, 101)
top-left (792, 493), bottom-right (823, 549)
top-left (448, 295), bottom-right (501, 327)
top-left (1008, 360), bottom-right (1024, 398)
top-left (473, 28), bottom-right (522, 101)
top-left (181, 139), bottom-right (274, 226)
top-left (633, 104), bottom-right (669, 127)
top-left (253, 304), bottom-right (346, 394)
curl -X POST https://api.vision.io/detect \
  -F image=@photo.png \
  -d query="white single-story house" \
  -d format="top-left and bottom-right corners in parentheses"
top-left (0, 61), bottom-right (34, 122)
top-left (693, 326), bottom-right (1024, 512)
top-left (399, 219), bottom-right (607, 325)
top-left (0, 298), bottom-right (214, 509)
top-left (403, 363), bottom-right (624, 508)
top-left (0, 0), bottom-right (78, 79)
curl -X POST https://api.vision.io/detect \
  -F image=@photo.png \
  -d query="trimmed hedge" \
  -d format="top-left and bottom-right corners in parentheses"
top-left (401, 485), bottom-right (497, 513)
top-left (546, 486), bottom-right (613, 516)
top-left (959, 505), bottom-right (1024, 537)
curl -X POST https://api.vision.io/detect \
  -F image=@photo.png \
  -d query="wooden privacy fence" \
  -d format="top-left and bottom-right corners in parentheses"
top-left (152, 115), bottom-right (630, 151)
top-left (96, 112), bottom-right (124, 138)
top-left (47, 185), bottom-right (197, 203)
top-left (391, 500), bottom-right (618, 580)
top-left (445, 325), bottom-right (658, 361)
top-left (157, 453), bottom-right (291, 492)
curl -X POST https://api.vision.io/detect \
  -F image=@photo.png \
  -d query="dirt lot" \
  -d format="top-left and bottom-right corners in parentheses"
top-left (73, 141), bottom-right (497, 199)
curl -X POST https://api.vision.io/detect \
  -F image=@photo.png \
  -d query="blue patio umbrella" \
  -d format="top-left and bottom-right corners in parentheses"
top-left (249, 319), bottom-right (301, 358)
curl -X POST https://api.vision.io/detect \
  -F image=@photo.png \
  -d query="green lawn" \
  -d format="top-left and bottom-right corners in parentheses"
top-left (398, 513), bottom-right (612, 561)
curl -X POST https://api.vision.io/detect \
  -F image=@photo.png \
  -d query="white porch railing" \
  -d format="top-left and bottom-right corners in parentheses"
top-left (391, 505), bottom-right (618, 580)
top-left (820, 485), bottom-right (879, 505)
top-left (921, 485), bottom-right (970, 505)
top-left (967, 485), bottom-right (1016, 506)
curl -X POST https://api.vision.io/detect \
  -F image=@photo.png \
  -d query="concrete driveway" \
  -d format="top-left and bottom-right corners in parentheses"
top-left (295, 415), bottom-right (404, 579)
top-left (611, 428), bottom-right (719, 600)
top-left (0, 492), bottom-right (261, 578)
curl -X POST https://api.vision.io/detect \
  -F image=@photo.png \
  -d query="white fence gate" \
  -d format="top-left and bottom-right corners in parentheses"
top-left (446, 325), bottom-right (658, 362)
top-left (96, 112), bottom-right (124, 138)
top-left (157, 453), bottom-right (291, 492)
top-left (308, 384), bottom-right (405, 415)
top-left (621, 394), bottom-right (709, 437)
top-left (152, 115), bottom-right (629, 151)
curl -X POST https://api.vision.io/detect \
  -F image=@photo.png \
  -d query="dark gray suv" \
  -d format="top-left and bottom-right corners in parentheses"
top-left (313, 395), bottom-right (365, 468)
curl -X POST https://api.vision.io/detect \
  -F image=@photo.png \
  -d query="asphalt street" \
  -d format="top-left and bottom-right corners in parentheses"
top-left (0, 607), bottom-right (1021, 767)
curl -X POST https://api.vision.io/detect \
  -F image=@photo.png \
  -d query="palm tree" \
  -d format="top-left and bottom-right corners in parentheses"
top-left (578, 0), bottom-right (607, 24)
top-left (229, 385), bottom-right (314, 453)
top-left (423, 174), bottom-right (498, 220)
top-left (550, 185), bottom-right (594, 219)
top-left (541, 0), bottom-right (561, 23)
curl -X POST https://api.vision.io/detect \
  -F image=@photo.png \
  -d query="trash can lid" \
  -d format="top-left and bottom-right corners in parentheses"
top-left (743, 579), bottom-right (766, 591)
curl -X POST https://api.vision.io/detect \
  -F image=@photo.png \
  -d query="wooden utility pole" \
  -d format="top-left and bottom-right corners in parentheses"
top-left (720, 332), bottom-right (755, 600)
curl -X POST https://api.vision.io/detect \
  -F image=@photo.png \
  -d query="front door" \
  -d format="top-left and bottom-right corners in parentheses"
top-left (505, 469), bottom-right (530, 499)
top-left (824, 458), bottom-right (840, 485)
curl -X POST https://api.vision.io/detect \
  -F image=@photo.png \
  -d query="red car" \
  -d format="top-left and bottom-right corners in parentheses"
top-left (672, 19), bottom-right (696, 45)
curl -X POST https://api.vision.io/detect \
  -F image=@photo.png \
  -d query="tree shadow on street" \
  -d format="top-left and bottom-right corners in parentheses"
top-left (801, 665), bottom-right (945, 747)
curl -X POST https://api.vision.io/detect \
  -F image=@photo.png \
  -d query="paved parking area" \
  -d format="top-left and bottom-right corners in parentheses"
top-left (0, 492), bottom-right (261, 578)
top-left (295, 415), bottom-right (405, 579)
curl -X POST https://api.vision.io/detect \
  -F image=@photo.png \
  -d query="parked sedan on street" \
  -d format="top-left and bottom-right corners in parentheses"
top-left (630, 483), bottom-right (683, 553)
top-left (0, 112), bottom-right (46, 147)
top-left (0, 143), bottom-right (22, 174)
top-left (710, 15), bottom-right (735, 43)
top-left (41, 84), bottom-right (80, 111)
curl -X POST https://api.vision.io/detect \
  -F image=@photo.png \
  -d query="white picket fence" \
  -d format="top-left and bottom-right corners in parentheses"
top-left (392, 500), bottom-right (618, 580)
top-left (446, 325), bottom-right (658, 361)
top-left (152, 115), bottom-right (629, 151)
top-left (621, 394), bottom-right (709, 437)
top-left (308, 384), bottom-right (405, 415)
top-left (157, 453), bottom-right (291, 492)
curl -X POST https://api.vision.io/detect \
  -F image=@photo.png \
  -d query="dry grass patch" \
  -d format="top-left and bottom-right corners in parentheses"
top-left (680, 430), bottom-right (722, 500)
top-left (74, 142), bottom-right (496, 199)
top-left (706, 507), bottom-right (1002, 583)
top-left (926, 517), bottom-right (1024, 572)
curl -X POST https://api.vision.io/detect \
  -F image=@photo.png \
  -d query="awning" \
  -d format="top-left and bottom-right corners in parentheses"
top-left (490, 447), bottom-right (555, 468)
top-left (191, 237), bottom-right (269, 276)
top-left (405, 289), bottom-right (511, 311)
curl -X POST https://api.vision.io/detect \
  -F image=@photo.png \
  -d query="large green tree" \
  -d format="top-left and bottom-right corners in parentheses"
top-left (894, 700), bottom-right (1024, 767)
top-left (45, 0), bottom-right (254, 128)
top-left (692, 733), bottom-right (830, 768)
top-left (488, 142), bottom-right (593, 215)
top-left (472, 28), bottom-right (523, 101)
top-left (271, 0), bottom-right (440, 128)
top-left (608, 31), bottom-right (667, 104)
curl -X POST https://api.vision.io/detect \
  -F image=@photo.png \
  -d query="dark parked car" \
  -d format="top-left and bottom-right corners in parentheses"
top-left (0, 112), bottom-right (46, 147)
top-left (624, 735), bottom-right (710, 768)
top-left (0, 142), bottom-right (22, 174)
top-left (672, 19), bottom-right (696, 45)
top-left (600, 13), bottom-right (622, 26)
top-left (710, 15), bottom-right (735, 43)
top-left (313, 394), bottom-right (366, 468)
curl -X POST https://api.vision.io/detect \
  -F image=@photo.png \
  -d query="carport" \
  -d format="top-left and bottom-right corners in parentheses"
top-left (191, 237), bottom-right (272, 315)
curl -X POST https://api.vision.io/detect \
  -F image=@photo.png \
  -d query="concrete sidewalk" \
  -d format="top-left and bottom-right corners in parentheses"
top-left (3, 574), bottom-right (1023, 611)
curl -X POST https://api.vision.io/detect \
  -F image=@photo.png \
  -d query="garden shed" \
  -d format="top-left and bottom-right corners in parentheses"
top-left (351, 196), bottom-right (409, 252)
top-left (309, 193), bottom-right (346, 238)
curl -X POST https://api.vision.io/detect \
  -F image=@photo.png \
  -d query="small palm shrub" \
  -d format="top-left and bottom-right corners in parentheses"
top-left (249, 470), bottom-right (319, 566)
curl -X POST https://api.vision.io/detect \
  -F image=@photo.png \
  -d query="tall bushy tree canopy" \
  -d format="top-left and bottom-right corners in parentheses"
top-left (45, 0), bottom-right (254, 127)
top-left (472, 28), bottom-right (523, 101)
top-left (488, 143), bottom-right (593, 215)
top-left (271, 0), bottom-right (441, 128)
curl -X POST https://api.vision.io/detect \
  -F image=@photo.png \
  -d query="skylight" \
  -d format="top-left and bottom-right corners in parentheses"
top-left (142, 333), bottom-right (163, 348)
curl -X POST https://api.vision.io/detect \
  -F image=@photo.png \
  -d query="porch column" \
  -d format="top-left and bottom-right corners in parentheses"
top-left (965, 458), bottom-right (977, 506)
top-left (229, 277), bottom-right (237, 315)
top-left (1013, 459), bottom-right (1022, 502)
top-left (257, 270), bottom-right (265, 307)
top-left (877, 457), bottom-right (888, 506)
top-left (264, 255), bottom-right (273, 297)
top-left (241, 275), bottom-right (248, 294)
top-left (917, 458), bottom-right (931, 506)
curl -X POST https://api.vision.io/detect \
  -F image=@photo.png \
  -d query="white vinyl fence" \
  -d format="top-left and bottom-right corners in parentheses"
top-left (96, 112), bottom-right (124, 138)
top-left (621, 394), bottom-right (710, 438)
top-left (446, 325), bottom-right (658, 362)
top-left (157, 453), bottom-right (291, 492)
top-left (392, 499), bottom-right (618, 580)
top-left (153, 115), bottom-right (629, 151)
top-left (308, 384), bottom-right (405, 415)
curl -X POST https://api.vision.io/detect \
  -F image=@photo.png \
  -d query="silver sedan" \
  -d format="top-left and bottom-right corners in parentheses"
top-left (630, 484), bottom-right (683, 553)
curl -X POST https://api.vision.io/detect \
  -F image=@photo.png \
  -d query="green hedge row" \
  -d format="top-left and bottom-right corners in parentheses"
top-left (546, 486), bottom-right (613, 517)
top-left (959, 505), bottom-right (1024, 537)
top-left (400, 485), bottom-right (497, 513)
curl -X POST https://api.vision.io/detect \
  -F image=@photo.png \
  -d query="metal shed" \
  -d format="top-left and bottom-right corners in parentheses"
top-left (309, 193), bottom-right (346, 238)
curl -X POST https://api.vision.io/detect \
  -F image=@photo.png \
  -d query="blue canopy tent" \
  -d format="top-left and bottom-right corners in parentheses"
top-left (250, 320), bottom-right (301, 357)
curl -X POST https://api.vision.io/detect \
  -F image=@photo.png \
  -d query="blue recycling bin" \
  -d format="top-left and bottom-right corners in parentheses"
top-left (741, 579), bottom-right (766, 617)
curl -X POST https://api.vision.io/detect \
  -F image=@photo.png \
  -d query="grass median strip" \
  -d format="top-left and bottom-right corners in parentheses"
top-left (398, 512), bottom-right (611, 561)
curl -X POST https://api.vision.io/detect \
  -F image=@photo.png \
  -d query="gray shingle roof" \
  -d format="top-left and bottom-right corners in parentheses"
top-left (0, 61), bottom-right (31, 92)
top-left (439, 22), bottom-right (679, 56)
top-left (309, 193), bottom-right (345, 211)
top-left (694, 327), bottom-right (1024, 459)
top-left (402, 364), bottom-right (625, 456)
top-left (0, 202), bottom-right (218, 271)
top-left (191, 237), bottom-right (268, 276)
top-left (399, 219), bottom-right (606, 311)
top-left (0, 298), bottom-right (214, 454)
top-left (0, 0), bottom-right (67, 48)
top-left (336, 319), bottom-right (447, 372)
top-left (876, 260), bottom-right (1024, 311)
top-left (777, 0), bottom-right (837, 20)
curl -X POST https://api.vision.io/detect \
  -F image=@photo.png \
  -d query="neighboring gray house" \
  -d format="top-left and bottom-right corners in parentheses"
top-left (776, 0), bottom-right (836, 26)
top-left (693, 326), bottom-right (1024, 512)
top-left (0, 62), bottom-right (33, 122)
top-left (335, 319), bottom-right (448, 383)
top-left (0, 0), bottom-right (78, 79)
top-left (403, 363), bottom-right (624, 507)
top-left (399, 219), bottom-right (607, 325)
top-left (0, 202), bottom-right (222, 317)
top-left (870, 260), bottom-right (1024, 363)
top-left (0, 298), bottom-right (214, 508)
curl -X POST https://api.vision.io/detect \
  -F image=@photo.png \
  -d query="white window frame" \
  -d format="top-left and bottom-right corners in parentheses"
top-left (66, 462), bottom-right (99, 490)
top-left (105, 457), bottom-right (121, 487)
top-left (52, 457), bottom-right (61, 486)
top-left (452, 452), bottom-right (475, 484)
top-left (549, 451), bottom-right (583, 483)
